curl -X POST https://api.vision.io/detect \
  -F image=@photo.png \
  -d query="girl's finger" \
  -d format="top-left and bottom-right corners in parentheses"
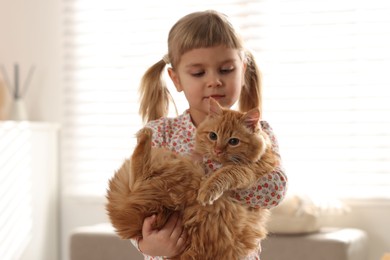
top-left (142, 214), bottom-right (156, 236)
top-left (169, 214), bottom-right (184, 239)
top-left (162, 212), bottom-right (180, 236)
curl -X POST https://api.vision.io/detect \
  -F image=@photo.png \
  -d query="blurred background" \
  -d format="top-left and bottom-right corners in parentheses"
top-left (1, 0), bottom-right (389, 259)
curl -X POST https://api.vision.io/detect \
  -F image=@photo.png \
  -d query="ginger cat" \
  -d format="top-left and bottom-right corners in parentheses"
top-left (106, 98), bottom-right (279, 259)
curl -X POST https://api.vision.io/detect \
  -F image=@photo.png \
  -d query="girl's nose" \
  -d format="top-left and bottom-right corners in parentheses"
top-left (207, 74), bottom-right (222, 88)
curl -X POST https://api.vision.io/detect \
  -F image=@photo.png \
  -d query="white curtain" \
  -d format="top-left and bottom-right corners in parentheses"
top-left (61, 0), bottom-right (390, 199)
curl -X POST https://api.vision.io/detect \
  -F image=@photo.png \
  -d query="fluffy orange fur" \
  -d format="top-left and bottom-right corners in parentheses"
top-left (106, 99), bottom-right (279, 260)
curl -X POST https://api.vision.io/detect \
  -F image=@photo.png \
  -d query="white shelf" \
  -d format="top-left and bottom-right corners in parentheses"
top-left (0, 122), bottom-right (60, 260)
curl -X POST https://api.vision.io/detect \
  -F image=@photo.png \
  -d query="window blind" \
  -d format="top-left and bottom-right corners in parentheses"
top-left (61, 0), bottom-right (258, 197)
top-left (257, 0), bottom-right (390, 198)
top-left (62, 0), bottom-right (390, 199)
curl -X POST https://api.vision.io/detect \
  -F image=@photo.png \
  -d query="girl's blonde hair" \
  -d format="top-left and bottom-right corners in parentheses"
top-left (139, 10), bottom-right (262, 123)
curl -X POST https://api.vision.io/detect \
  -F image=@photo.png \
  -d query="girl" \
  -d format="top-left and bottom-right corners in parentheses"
top-left (132, 10), bottom-right (287, 260)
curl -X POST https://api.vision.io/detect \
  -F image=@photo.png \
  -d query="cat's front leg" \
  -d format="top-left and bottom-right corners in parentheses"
top-left (197, 175), bottom-right (225, 206)
top-left (197, 166), bottom-right (234, 205)
top-left (197, 165), bottom-right (256, 205)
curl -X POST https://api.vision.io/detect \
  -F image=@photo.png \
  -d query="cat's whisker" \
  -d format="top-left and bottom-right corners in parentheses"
top-left (230, 156), bottom-right (242, 165)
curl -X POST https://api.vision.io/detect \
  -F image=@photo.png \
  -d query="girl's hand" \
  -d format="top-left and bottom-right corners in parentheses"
top-left (138, 212), bottom-right (188, 258)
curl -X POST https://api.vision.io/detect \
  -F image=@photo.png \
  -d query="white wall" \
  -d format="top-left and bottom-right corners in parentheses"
top-left (0, 0), bottom-right (62, 259)
top-left (1, 1), bottom-right (389, 260)
top-left (0, 0), bottom-right (62, 122)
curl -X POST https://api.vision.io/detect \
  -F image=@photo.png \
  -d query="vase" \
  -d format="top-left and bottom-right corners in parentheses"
top-left (9, 98), bottom-right (28, 121)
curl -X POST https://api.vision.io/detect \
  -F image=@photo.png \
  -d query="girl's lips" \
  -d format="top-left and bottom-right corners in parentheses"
top-left (208, 95), bottom-right (225, 99)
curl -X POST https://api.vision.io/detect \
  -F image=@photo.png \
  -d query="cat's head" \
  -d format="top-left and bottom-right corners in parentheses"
top-left (195, 98), bottom-right (267, 164)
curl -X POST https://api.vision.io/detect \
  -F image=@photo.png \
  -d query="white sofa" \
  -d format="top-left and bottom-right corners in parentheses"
top-left (70, 223), bottom-right (368, 260)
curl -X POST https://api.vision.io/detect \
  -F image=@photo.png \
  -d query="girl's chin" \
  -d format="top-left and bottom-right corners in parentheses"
top-left (203, 96), bottom-right (226, 105)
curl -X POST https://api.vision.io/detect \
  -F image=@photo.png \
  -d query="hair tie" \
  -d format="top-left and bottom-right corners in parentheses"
top-left (162, 54), bottom-right (170, 64)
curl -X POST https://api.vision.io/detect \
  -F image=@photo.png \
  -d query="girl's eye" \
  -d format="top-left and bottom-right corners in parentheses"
top-left (192, 71), bottom-right (205, 77)
top-left (220, 67), bottom-right (234, 74)
top-left (228, 138), bottom-right (240, 146)
top-left (209, 132), bottom-right (218, 141)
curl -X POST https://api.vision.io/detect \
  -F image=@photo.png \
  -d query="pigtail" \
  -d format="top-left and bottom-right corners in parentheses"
top-left (139, 59), bottom-right (174, 123)
top-left (239, 50), bottom-right (263, 118)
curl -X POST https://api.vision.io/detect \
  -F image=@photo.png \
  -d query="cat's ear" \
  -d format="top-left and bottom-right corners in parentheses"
top-left (243, 108), bottom-right (261, 131)
top-left (208, 98), bottom-right (223, 117)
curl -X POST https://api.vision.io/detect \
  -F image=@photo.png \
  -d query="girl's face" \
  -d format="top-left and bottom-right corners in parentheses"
top-left (168, 45), bottom-right (246, 126)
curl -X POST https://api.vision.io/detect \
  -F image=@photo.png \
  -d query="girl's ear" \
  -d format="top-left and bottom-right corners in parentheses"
top-left (168, 68), bottom-right (183, 92)
top-left (243, 108), bottom-right (261, 131)
top-left (209, 98), bottom-right (223, 117)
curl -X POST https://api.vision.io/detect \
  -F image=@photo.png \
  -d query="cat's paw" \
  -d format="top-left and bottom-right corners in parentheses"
top-left (197, 186), bottom-right (223, 206)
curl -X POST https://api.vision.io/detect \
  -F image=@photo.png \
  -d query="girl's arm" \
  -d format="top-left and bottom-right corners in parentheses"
top-left (234, 121), bottom-right (288, 209)
top-left (234, 166), bottom-right (287, 209)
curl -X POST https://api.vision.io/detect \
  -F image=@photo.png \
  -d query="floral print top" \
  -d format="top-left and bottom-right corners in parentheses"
top-left (130, 110), bottom-right (288, 260)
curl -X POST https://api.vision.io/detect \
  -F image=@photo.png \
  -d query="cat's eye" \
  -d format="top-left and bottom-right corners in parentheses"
top-left (228, 138), bottom-right (240, 146)
top-left (209, 132), bottom-right (218, 141)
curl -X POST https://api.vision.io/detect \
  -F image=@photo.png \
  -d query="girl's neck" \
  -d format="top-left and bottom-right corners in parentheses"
top-left (187, 108), bottom-right (207, 128)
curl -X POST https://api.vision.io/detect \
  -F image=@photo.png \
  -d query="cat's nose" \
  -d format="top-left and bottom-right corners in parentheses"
top-left (214, 148), bottom-right (222, 156)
